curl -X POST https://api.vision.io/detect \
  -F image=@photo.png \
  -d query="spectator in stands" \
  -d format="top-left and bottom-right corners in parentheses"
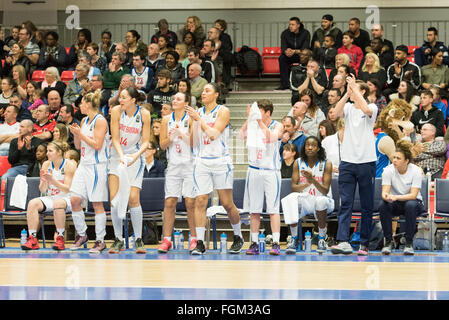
top-left (201, 39), bottom-right (221, 79)
top-left (287, 48), bottom-right (311, 89)
top-left (318, 119), bottom-right (336, 141)
top-left (4, 25), bottom-right (20, 54)
top-left (11, 65), bottom-right (28, 100)
top-left (86, 42), bottom-right (107, 74)
top-left (214, 19), bottom-right (234, 90)
top-left (175, 43), bottom-right (190, 70)
top-left (186, 48), bottom-right (215, 83)
top-left (125, 30), bottom-right (147, 57)
top-left (380, 139), bottom-right (425, 256)
top-left (147, 69), bottom-right (176, 118)
top-left (331, 74), bottom-right (347, 97)
top-left (67, 28), bottom-right (91, 70)
top-left (37, 31), bottom-right (67, 74)
top-left (77, 51), bottom-right (101, 80)
top-left (41, 67), bottom-right (66, 99)
top-left (357, 52), bottom-right (387, 88)
top-left (25, 81), bottom-right (39, 107)
top-left (312, 14), bottom-right (343, 50)
top-left (322, 87), bottom-right (342, 118)
top-left (0, 76), bottom-right (16, 111)
top-left (26, 142), bottom-right (47, 177)
top-left (63, 63), bottom-right (89, 107)
top-left (157, 34), bottom-right (173, 57)
top-left (188, 63), bottom-right (208, 104)
top-left (103, 52), bottom-right (129, 91)
top-left (27, 88), bottom-right (44, 111)
top-left (3, 119), bottom-right (41, 179)
top-left (143, 141), bottom-right (165, 178)
top-left (130, 53), bottom-right (153, 94)
top-left (313, 34), bottom-right (337, 70)
top-left (108, 74), bottom-right (138, 107)
top-left (326, 102), bottom-right (341, 129)
top-left (3, 42), bottom-right (31, 77)
top-left (415, 27), bottom-right (449, 67)
top-left (0, 105), bottom-right (20, 156)
top-left (281, 143), bottom-right (299, 178)
top-left (371, 24), bottom-right (394, 53)
top-left (146, 43), bottom-right (165, 76)
top-left (151, 19), bottom-right (178, 49)
top-left (52, 123), bottom-right (69, 144)
top-left (364, 38), bottom-right (394, 70)
top-left (98, 30), bottom-right (116, 64)
top-left (414, 123), bottom-right (446, 179)
top-left (115, 42), bottom-right (133, 69)
top-left (389, 80), bottom-right (420, 112)
top-left (155, 51), bottom-right (185, 85)
top-left (277, 17), bottom-right (311, 90)
top-left (182, 31), bottom-right (196, 51)
top-left (327, 53), bottom-right (355, 87)
top-left (64, 149), bottom-right (79, 165)
top-left (47, 89), bottom-right (63, 121)
top-left (18, 27), bottom-right (39, 69)
top-left (367, 78), bottom-right (387, 113)
top-left (430, 86), bottom-right (448, 119)
top-left (33, 104), bottom-right (56, 142)
top-left (338, 31), bottom-right (363, 71)
top-left (385, 45), bottom-right (421, 97)
top-left (58, 104), bottom-right (80, 149)
top-left (421, 48), bottom-right (449, 90)
top-left (411, 89), bottom-right (445, 137)
top-left (9, 92), bottom-right (32, 122)
top-left (331, 76), bottom-right (378, 256)
top-left (290, 59), bottom-right (327, 105)
top-left (150, 119), bottom-right (167, 167)
top-left (85, 74), bottom-right (109, 115)
top-left (289, 101), bottom-right (307, 131)
top-left (322, 118), bottom-right (345, 176)
top-left (279, 115), bottom-right (307, 160)
top-left (295, 89), bottom-right (326, 137)
top-left (177, 78), bottom-right (197, 108)
top-left (21, 21), bottom-right (38, 43)
top-left (348, 17), bottom-right (370, 54)
top-left (178, 16), bottom-right (206, 49)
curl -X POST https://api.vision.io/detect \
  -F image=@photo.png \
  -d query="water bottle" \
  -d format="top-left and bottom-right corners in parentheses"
top-left (20, 229), bottom-right (27, 246)
top-left (179, 232), bottom-right (184, 250)
top-left (305, 231), bottom-right (312, 253)
top-left (220, 232), bottom-right (227, 254)
top-left (174, 230), bottom-right (181, 250)
top-left (259, 233), bottom-right (266, 254)
top-left (443, 232), bottom-right (449, 253)
top-left (188, 232), bottom-right (191, 249)
top-left (129, 233), bottom-right (135, 248)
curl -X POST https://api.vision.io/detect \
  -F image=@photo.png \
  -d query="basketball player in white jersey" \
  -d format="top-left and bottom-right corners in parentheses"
top-left (108, 86), bottom-right (151, 254)
top-left (22, 141), bottom-right (77, 251)
top-left (69, 90), bottom-right (110, 253)
top-left (158, 92), bottom-right (197, 253)
top-left (238, 99), bottom-right (284, 255)
top-left (281, 136), bottom-right (334, 254)
top-left (186, 83), bottom-right (243, 255)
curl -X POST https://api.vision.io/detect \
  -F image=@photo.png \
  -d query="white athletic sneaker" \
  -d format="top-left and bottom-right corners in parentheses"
top-left (330, 241), bottom-right (353, 255)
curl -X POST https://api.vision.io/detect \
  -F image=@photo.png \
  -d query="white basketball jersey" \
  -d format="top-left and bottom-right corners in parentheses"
top-left (296, 158), bottom-right (332, 197)
top-left (80, 113), bottom-right (110, 165)
top-left (196, 105), bottom-right (230, 159)
top-left (248, 120), bottom-right (281, 170)
top-left (167, 111), bottom-right (193, 164)
top-left (131, 67), bottom-right (151, 89)
top-left (111, 106), bottom-right (143, 159)
top-left (47, 158), bottom-right (67, 199)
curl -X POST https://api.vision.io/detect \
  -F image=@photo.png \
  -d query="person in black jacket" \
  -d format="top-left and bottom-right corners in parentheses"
top-left (143, 141), bottom-right (165, 178)
top-left (278, 17), bottom-right (311, 90)
top-left (37, 31), bottom-right (67, 75)
top-left (214, 19), bottom-right (234, 89)
top-left (348, 17), bottom-right (371, 55)
top-left (411, 89), bottom-right (445, 137)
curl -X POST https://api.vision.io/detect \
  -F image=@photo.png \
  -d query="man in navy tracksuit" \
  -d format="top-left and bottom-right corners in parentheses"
top-left (330, 75), bottom-right (378, 256)
top-left (277, 17), bottom-right (311, 90)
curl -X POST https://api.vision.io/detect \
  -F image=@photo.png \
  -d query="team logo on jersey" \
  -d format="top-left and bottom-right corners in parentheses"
top-left (319, 161), bottom-right (324, 171)
top-left (184, 120), bottom-right (188, 128)
top-left (61, 168), bottom-right (65, 175)
top-left (212, 112), bottom-right (217, 119)
top-left (136, 114), bottom-right (141, 123)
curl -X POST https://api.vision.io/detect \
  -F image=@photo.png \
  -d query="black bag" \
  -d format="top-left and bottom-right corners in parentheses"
top-left (142, 220), bottom-right (160, 244)
top-left (234, 46), bottom-right (263, 76)
top-left (350, 220), bottom-right (384, 251)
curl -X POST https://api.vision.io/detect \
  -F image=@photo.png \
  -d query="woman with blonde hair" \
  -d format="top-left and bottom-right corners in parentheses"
top-left (41, 66), bottom-right (66, 99)
top-left (357, 52), bottom-right (387, 88)
top-left (178, 16), bottom-right (205, 48)
top-left (12, 64), bottom-right (28, 99)
top-left (328, 53), bottom-right (356, 88)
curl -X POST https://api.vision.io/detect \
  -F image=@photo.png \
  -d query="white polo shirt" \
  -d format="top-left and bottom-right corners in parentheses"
top-left (381, 163), bottom-right (424, 201)
top-left (0, 121), bottom-right (20, 153)
top-left (341, 102), bottom-right (378, 164)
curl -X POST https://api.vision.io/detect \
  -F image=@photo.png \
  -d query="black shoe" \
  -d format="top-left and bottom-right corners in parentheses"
top-left (190, 240), bottom-right (206, 255)
top-left (229, 235), bottom-right (244, 254)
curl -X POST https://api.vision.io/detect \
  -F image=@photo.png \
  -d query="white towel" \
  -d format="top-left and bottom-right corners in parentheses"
top-left (246, 102), bottom-right (266, 164)
top-left (9, 174), bottom-right (28, 210)
top-left (110, 157), bottom-right (131, 219)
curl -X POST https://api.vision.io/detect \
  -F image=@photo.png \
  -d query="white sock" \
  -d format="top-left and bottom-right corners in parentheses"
top-left (290, 225), bottom-right (298, 237)
top-left (110, 206), bottom-right (123, 240)
top-left (164, 236), bottom-right (172, 243)
top-left (196, 227), bottom-right (206, 241)
top-left (72, 211), bottom-right (87, 236)
top-left (272, 232), bottom-right (280, 244)
top-left (231, 222), bottom-right (242, 238)
top-left (56, 228), bottom-right (65, 236)
top-left (319, 228), bottom-right (327, 238)
top-left (130, 206), bottom-right (143, 239)
top-left (29, 229), bottom-right (37, 237)
top-left (95, 213), bottom-right (106, 242)
top-left (251, 233), bottom-right (259, 243)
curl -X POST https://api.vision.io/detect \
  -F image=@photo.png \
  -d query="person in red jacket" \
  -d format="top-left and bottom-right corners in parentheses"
top-left (338, 31), bottom-right (363, 72)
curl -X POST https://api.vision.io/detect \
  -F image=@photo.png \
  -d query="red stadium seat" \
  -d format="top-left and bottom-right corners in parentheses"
top-left (61, 70), bottom-right (75, 84)
top-left (0, 156), bottom-right (11, 177)
top-left (31, 70), bottom-right (45, 82)
top-left (407, 56), bottom-right (415, 63)
top-left (407, 45), bottom-right (419, 56)
top-left (262, 47), bottom-right (281, 75)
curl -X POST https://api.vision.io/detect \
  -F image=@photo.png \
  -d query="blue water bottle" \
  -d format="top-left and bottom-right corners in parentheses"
top-left (179, 232), bottom-right (184, 250)
top-left (20, 229), bottom-right (27, 246)
top-left (259, 233), bottom-right (266, 253)
top-left (174, 230), bottom-right (181, 250)
top-left (188, 232), bottom-right (191, 249)
top-left (220, 232), bottom-right (227, 254)
top-left (305, 231), bottom-right (312, 253)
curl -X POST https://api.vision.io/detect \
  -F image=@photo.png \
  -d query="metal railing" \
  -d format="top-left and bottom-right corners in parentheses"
top-left (5, 20), bottom-right (449, 50)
